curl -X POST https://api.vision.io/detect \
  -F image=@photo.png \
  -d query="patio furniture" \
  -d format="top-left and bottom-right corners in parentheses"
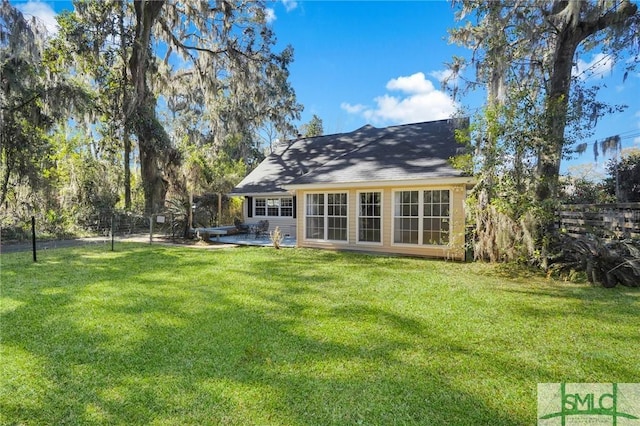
top-left (195, 227), bottom-right (228, 242)
top-left (234, 218), bottom-right (250, 235)
top-left (254, 220), bottom-right (269, 238)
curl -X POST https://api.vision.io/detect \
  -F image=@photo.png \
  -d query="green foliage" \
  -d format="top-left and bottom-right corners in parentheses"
top-left (559, 177), bottom-right (614, 204)
top-left (1, 3), bottom-right (55, 207)
top-left (448, 152), bottom-right (474, 175)
top-left (1, 0), bottom-right (301, 236)
top-left (449, 123), bottom-right (474, 175)
top-left (1, 2), bottom-right (104, 240)
top-left (449, 0), bottom-right (639, 264)
top-left (299, 114), bottom-right (324, 137)
top-left (604, 150), bottom-right (640, 202)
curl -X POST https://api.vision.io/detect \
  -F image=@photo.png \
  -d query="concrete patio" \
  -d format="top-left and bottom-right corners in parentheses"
top-left (213, 234), bottom-right (296, 248)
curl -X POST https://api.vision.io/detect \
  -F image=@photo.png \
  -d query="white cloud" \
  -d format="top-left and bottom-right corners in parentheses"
top-left (282, 0), bottom-right (298, 12)
top-left (265, 8), bottom-right (276, 24)
top-left (341, 72), bottom-right (457, 125)
top-left (429, 69), bottom-right (458, 85)
top-left (16, 1), bottom-right (58, 35)
top-left (573, 53), bottom-right (614, 81)
top-left (386, 72), bottom-right (434, 94)
top-left (340, 103), bottom-right (366, 114)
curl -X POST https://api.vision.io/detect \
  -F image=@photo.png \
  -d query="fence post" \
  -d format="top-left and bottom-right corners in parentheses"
top-left (111, 215), bottom-right (115, 251)
top-left (31, 216), bottom-right (37, 262)
top-left (171, 212), bottom-right (175, 242)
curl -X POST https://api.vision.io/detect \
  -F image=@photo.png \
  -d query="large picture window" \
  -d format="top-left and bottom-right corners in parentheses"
top-left (358, 191), bottom-right (381, 243)
top-left (305, 192), bottom-right (348, 241)
top-left (393, 190), bottom-right (450, 246)
top-left (254, 197), bottom-right (293, 217)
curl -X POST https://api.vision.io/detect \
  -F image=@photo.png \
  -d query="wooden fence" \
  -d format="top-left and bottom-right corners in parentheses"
top-left (557, 203), bottom-right (640, 239)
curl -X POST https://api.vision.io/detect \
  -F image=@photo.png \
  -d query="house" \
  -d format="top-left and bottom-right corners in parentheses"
top-left (229, 118), bottom-right (475, 260)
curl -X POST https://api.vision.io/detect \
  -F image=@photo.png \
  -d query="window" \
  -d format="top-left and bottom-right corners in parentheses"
top-left (305, 192), bottom-right (348, 241)
top-left (255, 198), bottom-right (266, 216)
top-left (254, 197), bottom-right (293, 217)
top-left (327, 193), bottom-right (348, 241)
top-left (358, 191), bottom-right (381, 243)
top-left (305, 194), bottom-right (324, 239)
top-left (394, 191), bottom-right (419, 244)
top-left (423, 190), bottom-right (450, 245)
top-left (393, 190), bottom-right (450, 246)
top-left (267, 199), bottom-right (280, 216)
top-left (281, 198), bottom-right (293, 217)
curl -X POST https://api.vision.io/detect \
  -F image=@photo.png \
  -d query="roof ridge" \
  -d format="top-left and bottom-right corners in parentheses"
top-left (285, 124), bottom-right (377, 143)
top-left (272, 126), bottom-right (365, 157)
top-left (292, 127), bottom-right (389, 183)
top-left (384, 118), bottom-right (453, 129)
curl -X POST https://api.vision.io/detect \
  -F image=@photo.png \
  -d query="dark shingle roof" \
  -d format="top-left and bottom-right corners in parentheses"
top-left (230, 118), bottom-right (467, 195)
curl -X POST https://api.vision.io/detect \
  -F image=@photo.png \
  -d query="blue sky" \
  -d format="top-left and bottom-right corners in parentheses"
top-left (12, 0), bottom-right (640, 176)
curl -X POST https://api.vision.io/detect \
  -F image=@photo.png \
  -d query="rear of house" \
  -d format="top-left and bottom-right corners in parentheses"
top-left (289, 182), bottom-right (469, 260)
top-left (230, 118), bottom-right (474, 260)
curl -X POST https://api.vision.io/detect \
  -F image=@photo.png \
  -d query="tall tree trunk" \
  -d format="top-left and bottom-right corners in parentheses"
top-left (535, 30), bottom-right (578, 267)
top-left (136, 102), bottom-right (171, 214)
top-left (0, 147), bottom-right (12, 208)
top-left (128, 0), bottom-right (166, 214)
top-left (535, 1), bottom-right (637, 267)
top-left (119, 0), bottom-right (132, 210)
top-left (139, 145), bottom-right (168, 214)
top-left (123, 131), bottom-right (131, 210)
top-left (535, 34), bottom-right (577, 268)
top-left (473, 3), bottom-right (506, 261)
top-left (535, 34), bottom-right (577, 205)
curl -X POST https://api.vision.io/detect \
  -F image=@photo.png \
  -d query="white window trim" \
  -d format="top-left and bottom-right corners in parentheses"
top-left (303, 192), bottom-right (349, 243)
top-left (391, 188), bottom-right (452, 247)
top-left (356, 190), bottom-right (383, 246)
top-left (304, 193), bottom-right (325, 241)
top-left (254, 196), bottom-right (294, 218)
top-left (254, 198), bottom-right (267, 217)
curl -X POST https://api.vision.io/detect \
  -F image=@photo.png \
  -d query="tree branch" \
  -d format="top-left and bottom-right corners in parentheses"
top-left (2, 86), bottom-right (60, 113)
top-left (158, 18), bottom-right (228, 57)
top-left (578, 0), bottom-right (638, 42)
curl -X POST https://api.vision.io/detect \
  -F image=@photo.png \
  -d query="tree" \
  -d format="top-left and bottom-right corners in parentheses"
top-left (0, 1), bottom-right (89, 211)
top-left (605, 149), bottom-right (640, 202)
top-left (559, 177), bottom-right (613, 204)
top-left (299, 114), bottom-right (324, 137)
top-left (123, 0), bottom-right (301, 214)
top-left (449, 0), bottom-right (639, 264)
top-left (1, 2), bottom-right (51, 208)
top-left (51, 0), bottom-right (301, 215)
top-left (49, 0), bottom-right (136, 210)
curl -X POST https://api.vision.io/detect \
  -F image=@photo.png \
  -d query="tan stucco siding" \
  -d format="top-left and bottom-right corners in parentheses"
top-left (294, 183), bottom-right (467, 260)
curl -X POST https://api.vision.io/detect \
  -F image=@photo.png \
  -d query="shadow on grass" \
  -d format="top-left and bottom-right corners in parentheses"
top-left (1, 245), bottom-right (637, 425)
top-left (474, 261), bottom-right (548, 282)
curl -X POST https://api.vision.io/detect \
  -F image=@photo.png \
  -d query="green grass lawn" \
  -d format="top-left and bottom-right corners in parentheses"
top-left (1, 244), bottom-right (638, 425)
